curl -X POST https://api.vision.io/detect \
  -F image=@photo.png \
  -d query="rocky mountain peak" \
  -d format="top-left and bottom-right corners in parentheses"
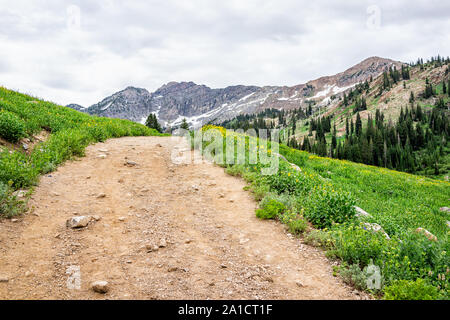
top-left (68, 56), bottom-right (404, 129)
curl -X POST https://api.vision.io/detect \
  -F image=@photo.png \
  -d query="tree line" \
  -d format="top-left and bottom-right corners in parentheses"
top-left (299, 105), bottom-right (449, 176)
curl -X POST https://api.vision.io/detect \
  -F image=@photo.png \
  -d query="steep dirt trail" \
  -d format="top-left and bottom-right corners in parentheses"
top-left (0, 136), bottom-right (366, 300)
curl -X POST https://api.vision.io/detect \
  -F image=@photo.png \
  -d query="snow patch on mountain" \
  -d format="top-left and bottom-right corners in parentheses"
top-left (239, 92), bottom-right (255, 101)
top-left (101, 101), bottom-right (113, 111)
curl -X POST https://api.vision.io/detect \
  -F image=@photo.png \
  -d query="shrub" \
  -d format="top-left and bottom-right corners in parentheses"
top-left (0, 110), bottom-right (26, 142)
top-left (384, 279), bottom-right (441, 300)
top-left (304, 229), bottom-right (333, 248)
top-left (264, 162), bottom-right (314, 195)
top-left (381, 232), bottom-right (449, 287)
top-left (256, 198), bottom-right (286, 220)
top-left (304, 187), bottom-right (356, 228)
top-left (339, 262), bottom-right (385, 293)
top-left (0, 181), bottom-right (25, 217)
top-left (287, 218), bottom-right (308, 235)
top-left (278, 208), bottom-right (308, 235)
top-left (331, 224), bottom-right (391, 266)
top-left (339, 264), bottom-right (369, 291)
top-left (0, 150), bottom-right (38, 188)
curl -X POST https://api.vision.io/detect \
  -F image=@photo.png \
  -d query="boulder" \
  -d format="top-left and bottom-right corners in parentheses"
top-left (415, 227), bottom-right (438, 242)
top-left (91, 281), bottom-right (109, 294)
top-left (354, 206), bottom-right (372, 218)
top-left (363, 223), bottom-right (390, 240)
top-left (66, 216), bottom-right (90, 228)
top-left (13, 190), bottom-right (27, 199)
top-left (124, 160), bottom-right (137, 167)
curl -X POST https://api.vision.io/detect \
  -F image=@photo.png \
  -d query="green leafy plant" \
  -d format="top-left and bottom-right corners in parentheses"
top-left (304, 187), bottom-right (356, 228)
top-left (331, 223), bottom-right (391, 266)
top-left (0, 181), bottom-right (25, 217)
top-left (0, 110), bottom-right (26, 142)
top-left (304, 229), bottom-right (333, 248)
top-left (256, 198), bottom-right (286, 220)
top-left (339, 263), bottom-right (369, 291)
top-left (384, 279), bottom-right (441, 300)
top-left (279, 208), bottom-right (308, 235)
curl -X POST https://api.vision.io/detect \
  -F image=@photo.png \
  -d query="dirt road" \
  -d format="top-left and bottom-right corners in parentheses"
top-left (0, 136), bottom-right (365, 299)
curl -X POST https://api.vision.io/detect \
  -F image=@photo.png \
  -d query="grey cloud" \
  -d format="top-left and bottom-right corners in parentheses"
top-left (0, 0), bottom-right (448, 106)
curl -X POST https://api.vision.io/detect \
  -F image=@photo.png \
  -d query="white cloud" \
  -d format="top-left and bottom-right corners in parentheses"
top-left (0, 0), bottom-right (449, 106)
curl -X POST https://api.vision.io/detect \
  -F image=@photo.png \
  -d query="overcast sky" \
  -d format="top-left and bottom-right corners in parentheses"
top-left (0, 0), bottom-right (449, 106)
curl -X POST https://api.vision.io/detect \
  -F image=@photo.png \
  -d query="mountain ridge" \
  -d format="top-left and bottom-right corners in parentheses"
top-left (68, 56), bottom-right (403, 128)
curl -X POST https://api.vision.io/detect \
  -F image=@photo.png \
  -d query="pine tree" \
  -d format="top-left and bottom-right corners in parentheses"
top-left (409, 91), bottom-right (415, 104)
top-left (355, 113), bottom-right (362, 136)
top-left (343, 93), bottom-right (348, 106)
top-left (382, 71), bottom-right (390, 90)
top-left (180, 118), bottom-right (189, 130)
top-left (145, 113), bottom-right (162, 132)
top-left (332, 124), bottom-right (337, 150)
top-left (424, 78), bottom-right (434, 98)
top-left (345, 118), bottom-right (349, 138)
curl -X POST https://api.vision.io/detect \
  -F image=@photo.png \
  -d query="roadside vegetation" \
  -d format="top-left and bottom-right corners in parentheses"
top-left (0, 87), bottom-right (165, 217)
top-left (195, 125), bottom-right (449, 300)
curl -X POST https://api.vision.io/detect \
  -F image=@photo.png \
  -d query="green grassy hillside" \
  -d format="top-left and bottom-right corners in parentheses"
top-left (0, 86), bottom-right (165, 217)
top-left (197, 125), bottom-right (449, 300)
top-left (220, 57), bottom-right (450, 180)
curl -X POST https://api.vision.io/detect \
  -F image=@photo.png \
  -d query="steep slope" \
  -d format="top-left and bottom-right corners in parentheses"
top-left (68, 57), bottom-right (402, 129)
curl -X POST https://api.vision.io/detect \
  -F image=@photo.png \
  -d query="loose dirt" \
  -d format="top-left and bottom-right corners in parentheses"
top-left (0, 136), bottom-right (368, 299)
